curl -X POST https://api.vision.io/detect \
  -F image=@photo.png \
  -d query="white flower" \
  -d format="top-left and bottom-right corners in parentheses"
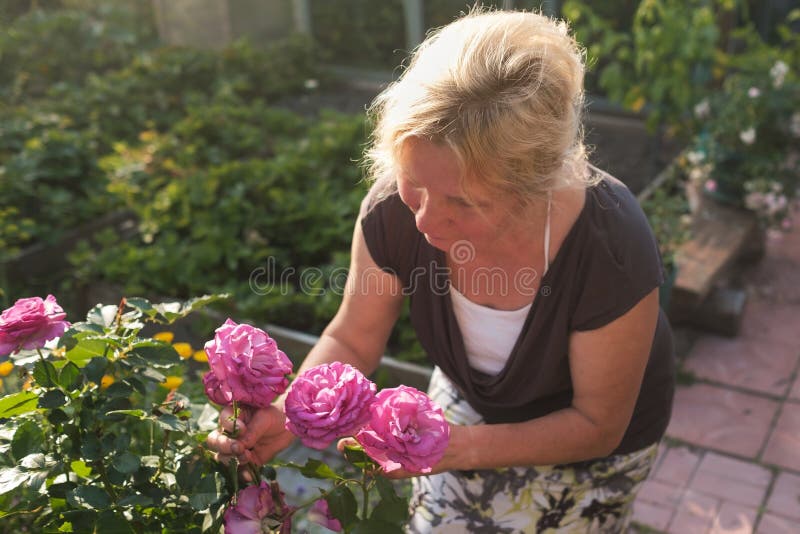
top-left (740, 128), bottom-right (756, 145)
top-left (748, 87), bottom-right (761, 98)
top-left (303, 78), bottom-right (319, 90)
top-left (693, 98), bottom-right (711, 119)
top-left (791, 112), bottom-right (800, 138)
top-left (745, 192), bottom-right (764, 211)
top-left (770, 60), bottom-right (788, 88)
top-left (687, 151), bottom-right (705, 165)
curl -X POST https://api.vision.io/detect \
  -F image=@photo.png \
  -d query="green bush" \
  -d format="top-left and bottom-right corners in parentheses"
top-left (0, 124), bottom-right (118, 249)
top-left (0, 5), bottom-right (156, 102)
top-left (310, 0), bottom-right (406, 69)
top-left (46, 36), bottom-right (320, 148)
top-left (70, 105), bottom-right (368, 332)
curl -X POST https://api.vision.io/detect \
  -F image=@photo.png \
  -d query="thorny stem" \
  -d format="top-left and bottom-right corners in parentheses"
top-left (151, 429), bottom-right (171, 483)
top-left (96, 459), bottom-right (119, 503)
top-left (361, 464), bottom-right (369, 518)
top-left (113, 297), bottom-right (127, 335)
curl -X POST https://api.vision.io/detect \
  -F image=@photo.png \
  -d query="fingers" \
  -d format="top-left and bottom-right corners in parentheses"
top-left (237, 406), bottom-right (284, 448)
top-left (336, 437), bottom-right (359, 453)
top-left (206, 429), bottom-right (245, 457)
top-left (219, 405), bottom-right (251, 435)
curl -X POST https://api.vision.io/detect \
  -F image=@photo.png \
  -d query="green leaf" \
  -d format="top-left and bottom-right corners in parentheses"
top-left (117, 493), bottom-right (153, 507)
top-left (128, 343), bottom-right (180, 368)
top-left (103, 381), bottom-right (133, 398)
top-left (0, 467), bottom-right (29, 495)
top-left (349, 519), bottom-right (404, 534)
top-left (58, 362), bottom-right (82, 390)
top-left (48, 408), bottom-right (69, 425)
top-left (105, 409), bottom-right (147, 419)
top-left (95, 510), bottom-right (135, 534)
top-left (279, 458), bottom-right (342, 481)
top-left (12, 421), bottom-right (45, 460)
top-left (66, 338), bottom-right (108, 367)
top-left (138, 366), bottom-right (166, 383)
top-left (176, 457), bottom-right (204, 491)
top-left (0, 391), bottom-right (38, 417)
top-left (86, 304), bottom-right (119, 328)
top-left (70, 460), bottom-right (92, 479)
top-left (33, 359), bottom-right (58, 387)
top-left (67, 485), bottom-right (112, 510)
top-left (343, 444), bottom-right (374, 470)
top-left (49, 481), bottom-right (78, 499)
top-left (125, 298), bottom-right (156, 319)
top-left (112, 452), bottom-right (140, 474)
top-left (370, 478), bottom-right (407, 524)
top-left (81, 435), bottom-right (102, 461)
top-left (39, 389), bottom-right (68, 408)
top-left (84, 357), bottom-right (108, 383)
top-left (153, 294), bottom-right (229, 323)
top-left (325, 485), bottom-right (358, 528)
top-left (188, 473), bottom-right (225, 511)
top-left (155, 413), bottom-right (184, 432)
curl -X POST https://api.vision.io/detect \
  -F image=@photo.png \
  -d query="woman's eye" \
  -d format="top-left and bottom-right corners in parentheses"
top-left (452, 198), bottom-right (475, 208)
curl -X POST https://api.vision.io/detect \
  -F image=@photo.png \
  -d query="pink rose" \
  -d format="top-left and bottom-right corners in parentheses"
top-left (224, 480), bottom-right (292, 534)
top-left (0, 295), bottom-right (70, 357)
top-left (284, 362), bottom-right (376, 449)
top-left (202, 370), bottom-right (233, 406)
top-left (355, 385), bottom-right (450, 474)
top-left (307, 499), bottom-right (342, 532)
top-left (203, 319), bottom-right (293, 408)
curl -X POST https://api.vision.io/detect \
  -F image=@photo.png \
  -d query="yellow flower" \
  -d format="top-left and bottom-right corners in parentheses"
top-left (22, 377), bottom-right (33, 390)
top-left (192, 350), bottom-right (208, 362)
top-left (631, 96), bottom-right (646, 112)
top-left (0, 361), bottom-right (13, 377)
top-left (161, 376), bottom-right (183, 389)
top-left (101, 375), bottom-right (115, 389)
top-left (173, 343), bottom-right (193, 359)
top-left (153, 331), bottom-right (175, 343)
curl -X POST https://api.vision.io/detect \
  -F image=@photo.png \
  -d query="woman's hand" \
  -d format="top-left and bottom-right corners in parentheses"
top-left (336, 423), bottom-right (474, 480)
top-left (206, 403), bottom-right (295, 472)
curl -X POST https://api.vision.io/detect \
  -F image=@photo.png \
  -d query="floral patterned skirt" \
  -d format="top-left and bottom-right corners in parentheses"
top-left (407, 367), bottom-right (658, 533)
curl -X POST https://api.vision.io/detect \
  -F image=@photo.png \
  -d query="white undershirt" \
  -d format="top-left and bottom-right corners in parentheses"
top-left (449, 192), bottom-right (552, 376)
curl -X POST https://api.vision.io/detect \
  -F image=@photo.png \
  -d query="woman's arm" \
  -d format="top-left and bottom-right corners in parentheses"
top-left (388, 287), bottom-right (660, 476)
top-left (207, 218), bottom-right (404, 464)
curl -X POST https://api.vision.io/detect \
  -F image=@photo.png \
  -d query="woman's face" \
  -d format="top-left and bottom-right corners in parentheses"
top-left (396, 138), bottom-right (514, 254)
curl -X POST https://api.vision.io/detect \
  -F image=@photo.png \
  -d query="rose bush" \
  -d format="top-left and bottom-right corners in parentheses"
top-left (0, 294), bottom-right (233, 533)
top-left (0, 295), bottom-right (445, 532)
top-left (284, 362), bottom-right (376, 450)
top-left (356, 385), bottom-right (450, 474)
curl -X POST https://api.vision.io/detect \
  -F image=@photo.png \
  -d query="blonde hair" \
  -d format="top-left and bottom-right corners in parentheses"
top-left (364, 9), bottom-right (596, 207)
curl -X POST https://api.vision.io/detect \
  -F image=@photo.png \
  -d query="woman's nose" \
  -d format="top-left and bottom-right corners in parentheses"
top-left (414, 193), bottom-right (446, 235)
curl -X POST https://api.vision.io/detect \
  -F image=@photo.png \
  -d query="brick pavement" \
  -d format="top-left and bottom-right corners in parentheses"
top-left (631, 227), bottom-right (800, 533)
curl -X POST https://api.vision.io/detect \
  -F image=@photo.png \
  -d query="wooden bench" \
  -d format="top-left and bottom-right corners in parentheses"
top-left (668, 193), bottom-right (764, 335)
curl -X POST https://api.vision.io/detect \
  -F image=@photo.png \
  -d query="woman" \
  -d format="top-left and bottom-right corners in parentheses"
top-left (209, 9), bottom-right (674, 532)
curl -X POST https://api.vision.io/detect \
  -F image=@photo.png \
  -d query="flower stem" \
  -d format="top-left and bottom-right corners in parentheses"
top-left (361, 464), bottom-right (369, 518)
top-left (230, 457), bottom-right (239, 505)
top-left (231, 401), bottom-right (239, 437)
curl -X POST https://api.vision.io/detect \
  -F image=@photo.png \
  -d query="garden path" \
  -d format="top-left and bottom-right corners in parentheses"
top-left (631, 225), bottom-right (800, 533)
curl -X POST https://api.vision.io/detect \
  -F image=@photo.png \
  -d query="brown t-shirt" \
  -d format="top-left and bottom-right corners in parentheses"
top-left (360, 174), bottom-right (675, 455)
